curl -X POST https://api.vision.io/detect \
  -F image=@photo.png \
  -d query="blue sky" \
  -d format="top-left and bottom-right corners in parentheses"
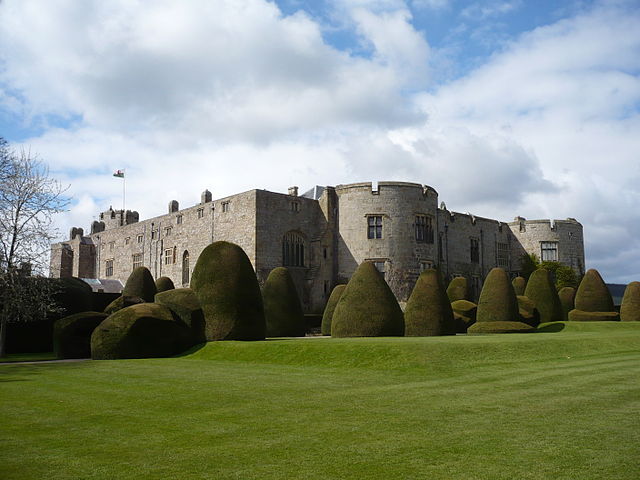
top-left (0, 0), bottom-right (639, 282)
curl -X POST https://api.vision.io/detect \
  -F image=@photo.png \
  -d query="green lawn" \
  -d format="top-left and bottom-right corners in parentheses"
top-left (1, 322), bottom-right (639, 479)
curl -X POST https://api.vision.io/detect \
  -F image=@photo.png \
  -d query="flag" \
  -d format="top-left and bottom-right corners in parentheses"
top-left (113, 169), bottom-right (125, 178)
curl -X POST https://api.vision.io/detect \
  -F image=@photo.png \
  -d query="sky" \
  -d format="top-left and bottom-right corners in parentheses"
top-left (0, 0), bottom-right (639, 283)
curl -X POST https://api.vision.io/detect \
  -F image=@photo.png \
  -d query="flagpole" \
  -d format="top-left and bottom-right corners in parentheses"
top-left (123, 169), bottom-right (126, 212)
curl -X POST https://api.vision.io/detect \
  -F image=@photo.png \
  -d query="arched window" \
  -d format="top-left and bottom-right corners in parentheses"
top-left (282, 232), bottom-right (305, 267)
top-left (182, 250), bottom-right (190, 286)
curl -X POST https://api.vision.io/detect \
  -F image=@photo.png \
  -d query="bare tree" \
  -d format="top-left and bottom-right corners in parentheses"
top-left (0, 139), bottom-right (69, 357)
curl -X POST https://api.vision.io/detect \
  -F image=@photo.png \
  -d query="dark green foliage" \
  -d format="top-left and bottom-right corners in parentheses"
top-left (190, 241), bottom-right (265, 341)
top-left (569, 269), bottom-right (619, 322)
top-left (524, 269), bottom-right (563, 324)
top-left (446, 276), bottom-right (468, 302)
top-left (520, 253), bottom-right (539, 280)
top-left (620, 282), bottom-right (640, 322)
top-left (263, 267), bottom-right (306, 337)
top-left (54, 311), bottom-right (107, 359)
top-left (53, 277), bottom-right (93, 316)
top-left (451, 299), bottom-right (477, 333)
top-left (405, 269), bottom-right (455, 336)
top-left (567, 310), bottom-right (620, 322)
top-left (512, 276), bottom-right (526, 296)
top-left (91, 303), bottom-right (194, 360)
top-left (321, 285), bottom-right (346, 335)
top-left (558, 287), bottom-right (576, 322)
top-left (539, 261), bottom-right (579, 290)
top-left (331, 261), bottom-right (404, 338)
top-left (468, 268), bottom-right (534, 334)
top-left (155, 276), bottom-right (175, 293)
top-left (123, 266), bottom-right (157, 302)
top-left (154, 288), bottom-right (206, 343)
top-left (517, 295), bottom-right (540, 327)
top-left (103, 295), bottom-right (144, 315)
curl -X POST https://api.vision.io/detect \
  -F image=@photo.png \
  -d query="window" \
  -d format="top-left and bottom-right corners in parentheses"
top-left (197, 208), bottom-right (204, 218)
top-left (109, 241), bottom-right (114, 251)
top-left (323, 247), bottom-right (327, 259)
top-left (290, 201), bottom-right (299, 212)
top-left (182, 251), bottom-right (190, 286)
top-left (367, 215), bottom-right (383, 239)
top-left (419, 261), bottom-right (434, 272)
top-left (222, 202), bottom-right (230, 213)
top-left (470, 238), bottom-right (480, 263)
top-left (438, 232), bottom-right (445, 261)
top-left (371, 260), bottom-right (386, 278)
top-left (415, 215), bottom-right (434, 243)
top-left (497, 242), bottom-right (509, 268)
top-left (283, 232), bottom-right (305, 267)
top-left (105, 259), bottom-right (114, 277)
top-left (151, 230), bottom-right (157, 240)
top-left (125, 237), bottom-right (130, 245)
top-left (164, 227), bottom-right (172, 236)
top-left (132, 253), bottom-right (142, 270)
top-left (164, 248), bottom-right (174, 265)
top-left (137, 234), bottom-right (143, 243)
top-left (176, 215), bottom-right (183, 225)
top-left (541, 241), bottom-right (558, 261)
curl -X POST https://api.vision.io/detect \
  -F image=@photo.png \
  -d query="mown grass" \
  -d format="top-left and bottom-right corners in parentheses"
top-left (1, 352), bottom-right (57, 363)
top-left (1, 322), bottom-right (639, 480)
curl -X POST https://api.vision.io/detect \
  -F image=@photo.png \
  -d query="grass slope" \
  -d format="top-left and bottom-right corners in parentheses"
top-left (1, 323), bottom-right (639, 480)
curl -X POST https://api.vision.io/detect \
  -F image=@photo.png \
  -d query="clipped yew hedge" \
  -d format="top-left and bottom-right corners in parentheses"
top-left (517, 295), bottom-right (540, 327)
top-left (568, 269), bottom-right (619, 322)
top-left (524, 269), bottom-right (562, 324)
top-left (558, 287), bottom-right (576, 322)
top-left (446, 277), bottom-right (468, 302)
top-left (468, 268), bottom-right (534, 334)
top-left (154, 288), bottom-right (206, 343)
top-left (123, 266), bottom-right (157, 302)
top-left (155, 276), bottom-right (175, 293)
top-left (451, 300), bottom-right (477, 333)
top-left (263, 267), bottom-right (306, 337)
top-left (54, 311), bottom-right (108, 359)
top-left (331, 262), bottom-right (404, 337)
top-left (405, 269), bottom-right (455, 336)
top-left (321, 285), bottom-right (346, 336)
top-left (620, 281), bottom-right (640, 322)
top-left (103, 295), bottom-right (145, 315)
top-left (190, 241), bottom-right (265, 341)
top-left (91, 303), bottom-right (194, 360)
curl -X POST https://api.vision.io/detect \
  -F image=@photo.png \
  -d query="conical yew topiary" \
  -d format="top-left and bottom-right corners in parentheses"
top-left (155, 276), bottom-right (175, 293)
top-left (123, 266), bottom-right (157, 302)
top-left (405, 269), bottom-right (455, 336)
top-left (446, 276), bottom-right (468, 302)
top-left (558, 287), bottom-right (576, 322)
top-left (524, 269), bottom-right (563, 324)
top-left (190, 241), bottom-right (265, 341)
top-left (331, 261), bottom-right (404, 337)
top-left (468, 268), bottom-right (535, 334)
top-left (620, 281), bottom-right (640, 322)
top-left (321, 284), bottom-right (346, 336)
top-left (568, 269), bottom-right (619, 321)
top-left (263, 267), bottom-right (306, 337)
top-left (154, 288), bottom-right (206, 343)
top-left (512, 276), bottom-right (527, 296)
top-left (517, 295), bottom-right (540, 327)
top-left (451, 300), bottom-right (477, 333)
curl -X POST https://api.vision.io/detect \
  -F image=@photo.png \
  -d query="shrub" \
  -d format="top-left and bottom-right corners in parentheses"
top-left (53, 311), bottom-right (107, 359)
top-left (103, 295), bottom-right (144, 315)
top-left (263, 267), bottom-right (306, 337)
top-left (53, 277), bottom-right (93, 316)
top-left (468, 268), bottom-right (534, 334)
top-left (91, 303), bottom-right (194, 360)
top-left (568, 269), bottom-right (619, 322)
top-left (620, 282), bottom-right (640, 322)
top-left (558, 287), bottom-right (576, 322)
top-left (190, 241), bottom-right (265, 341)
top-left (451, 299), bottom-right (477, 333)
top-left (331, 261), bottom-right (404, 337)
top-left (517, 295), bottom-right (540, 327)
top-left (321, 285), bottom-right (346, 335)
top-left (524, 269), bottom-right (563, 324)
top-left (123, 267), bottom-right (157, 302)
top-left (405, 269), bottom-right (455, 336)
top-left (155, 276), bottom-right (175, 293)
top-left (446, 277), bottom-right (468, 302)
top-left (512, 276), bottom-right (526, 296)
top-left (154, 288), bottom-right (206, 343)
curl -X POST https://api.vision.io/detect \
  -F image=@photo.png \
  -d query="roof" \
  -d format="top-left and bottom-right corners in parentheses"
top-left (81, 278), bottom-right (124, 294)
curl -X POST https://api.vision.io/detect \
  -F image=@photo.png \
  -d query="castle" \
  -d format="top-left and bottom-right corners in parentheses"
top-left (50, 181), bottom-right (585, 312)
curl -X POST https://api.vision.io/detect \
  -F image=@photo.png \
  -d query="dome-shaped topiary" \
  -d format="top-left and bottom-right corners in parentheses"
top-left (568, 269), bottom-right (619, 321)
top-left (321, 285), bottom-right (346, 336)
top-left (91, 303), bottom-right (195, 359)
top-left (263, 267), bottom-right (306, 337)
top-left (620, 281), bottom-right (640, 322)
top-left (512, 276), bottom-right (527, 296)
top-left (331, 262), bottom-right (404, 337)
top-left (524, 269), bottom-right (563, 324)
top-left (517, 295), bottom-right (540, 327)
top-left (123, 266), bottom-right (157, 302)
top-left (451, 300), bottom-right (477, 333)
top-left (446, 276), bottom-right (468, 302)
top-left (190, 241), bottom-right (265, 341)
top-left (53, 277), bottom-right (94, 316)
top-left (405, 269), bottom-right (455, 336)
top-left (103, 295), bottom-right (144, 315)
top-left (155, 276), bottom-right (175, 293)
top-left (468, 268), bottom-right (534, 334)
top-left (154, 288), bottom-right (206, 343)
top-left (54, 311), bottom-right (107, 359)
top-left (558, 287), bottom-right (576, 322)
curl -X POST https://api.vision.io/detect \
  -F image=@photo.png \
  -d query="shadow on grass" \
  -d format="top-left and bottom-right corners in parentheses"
top-left (0, 360), bottom-right (91, 383)
top-left (537, 322), bottom-right (567, 333)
